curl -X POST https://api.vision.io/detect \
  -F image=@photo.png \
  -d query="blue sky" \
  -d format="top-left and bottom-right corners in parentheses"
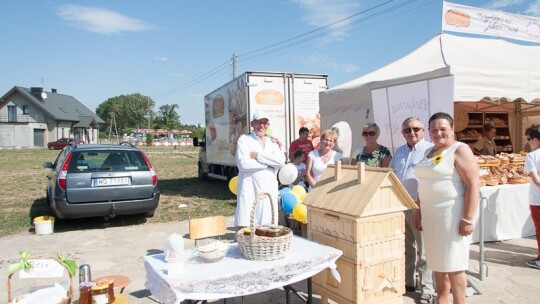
top-left (1, 0), bottom-right (539, 126)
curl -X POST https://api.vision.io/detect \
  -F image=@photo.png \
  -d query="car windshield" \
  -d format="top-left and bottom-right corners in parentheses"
top-left (67, 150), bottom-right (149, 172)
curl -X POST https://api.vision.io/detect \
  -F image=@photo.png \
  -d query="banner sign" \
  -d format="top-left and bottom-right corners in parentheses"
top-left (442, 1), bottom-right (540, 43)
top-left (372, 76), bottom-right (454, 153)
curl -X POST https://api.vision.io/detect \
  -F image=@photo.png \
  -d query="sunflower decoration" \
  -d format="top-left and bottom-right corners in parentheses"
top-left (433, 154), bottom-right (443, 165)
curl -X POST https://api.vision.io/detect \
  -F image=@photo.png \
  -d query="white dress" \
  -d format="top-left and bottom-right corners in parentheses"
top-left (308, 150), bottom-right (342, 187)
top-left (235, 133), bottom-right (285, 227)
top-left (414, 142), bottom-right (470, 272)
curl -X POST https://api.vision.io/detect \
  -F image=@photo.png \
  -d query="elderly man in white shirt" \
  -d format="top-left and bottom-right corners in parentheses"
top-left (234, 111), bottom-right (285, 227)
top-left (389, 117), bottom-right (435, 303)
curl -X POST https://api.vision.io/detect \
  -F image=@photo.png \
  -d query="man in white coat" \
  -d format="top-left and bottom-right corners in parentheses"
top-left (234, 111), bottom-right (285, 227)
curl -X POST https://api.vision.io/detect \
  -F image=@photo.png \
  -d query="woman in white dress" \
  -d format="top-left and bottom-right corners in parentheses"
top-left (413, 112), bottom-right (479, 304)
top-left (305, 129), bottom-right (342, 189)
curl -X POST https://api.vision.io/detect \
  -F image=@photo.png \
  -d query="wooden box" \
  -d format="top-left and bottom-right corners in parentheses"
top-left (304, 162), bottom-right (416, 304)
top-left (313, 256), bottom-right (405, 304)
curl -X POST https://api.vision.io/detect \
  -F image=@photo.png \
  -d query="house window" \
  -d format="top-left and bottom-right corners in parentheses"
top-left (8, 106), bottom-right (17, 122)
top-left (23, 105), bottom-right (30, 115)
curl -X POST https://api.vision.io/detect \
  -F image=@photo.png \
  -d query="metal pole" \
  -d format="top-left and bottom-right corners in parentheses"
top-left (479, 196), bottom-right (489, 280)
top-left (232, 54), bottom-right (237, 79)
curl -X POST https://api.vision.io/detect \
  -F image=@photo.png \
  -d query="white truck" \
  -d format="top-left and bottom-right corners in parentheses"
top-left (194, 71), bottom-right (328, 181)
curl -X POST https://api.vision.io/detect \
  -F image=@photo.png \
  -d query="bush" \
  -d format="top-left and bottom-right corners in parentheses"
top-left (146, 133), bottom-right (153, 146)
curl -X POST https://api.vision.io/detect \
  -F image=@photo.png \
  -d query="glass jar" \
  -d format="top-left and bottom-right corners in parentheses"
top-left (79, 281), bottom-right (95, 304)
top-left (90, 283), bottom-right (109, 304)
top-left (96, 278), bottom-right (115, 303)
top-left (255, 227), bottom-right (269, 236)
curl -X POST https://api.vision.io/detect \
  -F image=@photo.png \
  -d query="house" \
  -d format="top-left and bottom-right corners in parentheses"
top-left (305, 161), bottom-right (417, 304)
top-left (0, 86), bottom-right (104, 148)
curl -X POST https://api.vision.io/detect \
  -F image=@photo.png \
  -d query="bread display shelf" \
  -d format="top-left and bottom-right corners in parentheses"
top-left (456, 111), bottom-right (513, 152)
top-left (479, 162), bottom-right (524, 167)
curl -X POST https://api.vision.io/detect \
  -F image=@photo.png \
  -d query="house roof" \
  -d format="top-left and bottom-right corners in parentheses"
top-left (303, 162), bottom-right (417, 217)
top-left (73, 116), bottom-right (100, 128)
top-left (1, 86), bottom-right (105, 124)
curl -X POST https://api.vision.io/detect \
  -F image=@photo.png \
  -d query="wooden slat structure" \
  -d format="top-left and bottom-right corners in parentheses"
top-left (305, 161), bottom-right (417, 304)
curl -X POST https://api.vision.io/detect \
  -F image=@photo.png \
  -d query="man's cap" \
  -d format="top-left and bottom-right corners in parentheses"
top-left (252, 111), bottom-right (270, 121)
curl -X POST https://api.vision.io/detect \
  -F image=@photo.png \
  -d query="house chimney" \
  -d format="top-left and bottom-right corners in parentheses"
top-left (30, 87), bottom-right (47, 100)
top-left (334, 160), bottom-right (342, 181)
top-left (357, 162), bottom-right (366, 184)
top-left (30, 87), bottom-right (44, 94)
top-left (51, 88), bottom-right (57, 93)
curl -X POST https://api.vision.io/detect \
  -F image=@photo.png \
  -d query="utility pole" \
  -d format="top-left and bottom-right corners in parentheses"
top-left (232, 53), bottom-right (237, 79)
top-left (147, 96), bottom-right (151, 129)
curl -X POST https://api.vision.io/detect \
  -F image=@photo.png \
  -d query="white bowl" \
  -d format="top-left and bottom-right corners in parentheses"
top-left (197, 241), bottom-right (229, 263)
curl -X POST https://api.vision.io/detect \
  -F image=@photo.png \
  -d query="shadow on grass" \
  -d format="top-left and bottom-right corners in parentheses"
top-left (28, 198), bottom-right (149, 234)
top-left (26, 176), bottom-right (234, 234)
top-left (158, 177), bottom-right (234, 200)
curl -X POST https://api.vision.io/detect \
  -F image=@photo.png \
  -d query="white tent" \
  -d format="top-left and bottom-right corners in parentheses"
top-left (320, 33), bottom-right (540, 158)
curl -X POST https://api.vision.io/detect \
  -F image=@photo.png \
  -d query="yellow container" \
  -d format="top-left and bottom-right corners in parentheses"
top-left (33, 216), bottom-right (55, 235)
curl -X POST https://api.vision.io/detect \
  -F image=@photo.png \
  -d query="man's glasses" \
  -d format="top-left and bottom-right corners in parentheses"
top-left (362, 131), bottom-right (376, 137)
top-left (254, 120), bottom-right (270, 127)
top-left (402, 127), bottom-right (423, 134)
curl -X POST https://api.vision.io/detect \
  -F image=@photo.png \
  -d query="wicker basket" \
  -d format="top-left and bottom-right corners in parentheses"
top-left (236, 192), bottom-right (293, 261)
top-left (7, 254), bottom-right (74, 304)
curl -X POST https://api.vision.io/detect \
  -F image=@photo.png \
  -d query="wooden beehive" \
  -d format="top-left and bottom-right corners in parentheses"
top-left (305, 161), bottom-right (417, 304)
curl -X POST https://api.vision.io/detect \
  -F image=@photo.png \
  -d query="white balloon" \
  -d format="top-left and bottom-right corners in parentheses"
top-left (278, 163), bottom-right (298, 185)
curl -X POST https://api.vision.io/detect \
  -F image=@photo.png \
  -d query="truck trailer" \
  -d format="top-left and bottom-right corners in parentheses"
top-left (194, 71), bottom-right (328, 181)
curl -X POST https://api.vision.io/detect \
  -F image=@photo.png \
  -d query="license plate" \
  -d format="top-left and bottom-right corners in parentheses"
top-left (94, 177), bottom-right (130, 187)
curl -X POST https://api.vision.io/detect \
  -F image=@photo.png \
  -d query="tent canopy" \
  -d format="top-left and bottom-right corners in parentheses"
top-left (322, 33), bottom-right (540, 109)
top-left (320, 33), bottom-right (540, 159)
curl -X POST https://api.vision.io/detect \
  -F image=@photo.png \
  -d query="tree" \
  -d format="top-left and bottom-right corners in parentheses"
top-left (154, 104), bottom-right (181, 130)
top-left (190, 126), bottom-right (205, 139)
top-left (96, 93), bottom-right (155, 134)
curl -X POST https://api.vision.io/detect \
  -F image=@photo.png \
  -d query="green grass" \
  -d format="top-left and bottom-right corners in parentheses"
top-left (0, 146), bottom-right (235, 237)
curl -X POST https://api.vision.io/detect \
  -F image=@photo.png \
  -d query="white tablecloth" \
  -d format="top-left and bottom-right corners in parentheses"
top-left (144, 236), bottom-right (343, 304)
top-left (472, 183), bottom-right (535, 243)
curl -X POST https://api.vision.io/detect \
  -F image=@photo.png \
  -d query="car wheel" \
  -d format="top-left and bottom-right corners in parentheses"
top-left (48, 146), bottom-right (54, 150)
top-left (144, 211), bottom-right (155, 218)
top-left (46, 191), bottom-right (61, 219)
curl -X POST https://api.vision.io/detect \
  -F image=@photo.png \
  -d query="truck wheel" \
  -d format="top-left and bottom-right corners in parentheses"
top-left (228, 167), bottom-right (239, 181)
top-left (198, 165), bottom-right (208, 181)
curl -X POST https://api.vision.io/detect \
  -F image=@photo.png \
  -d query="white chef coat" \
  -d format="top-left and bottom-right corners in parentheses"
top-left (234, 133), bottom-right (285, 227)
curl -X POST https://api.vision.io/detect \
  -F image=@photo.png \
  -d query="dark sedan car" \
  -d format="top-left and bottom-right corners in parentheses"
top-left (43, 143), bottom-right (160, 220)
top-left (47, 138), bottom-right (84, 150)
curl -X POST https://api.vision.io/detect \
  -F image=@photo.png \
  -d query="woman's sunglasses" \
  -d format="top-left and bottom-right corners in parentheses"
top-left (362, 131), bottom-right (376, 137)
top-left (402, 127), bottom-right (422, 134)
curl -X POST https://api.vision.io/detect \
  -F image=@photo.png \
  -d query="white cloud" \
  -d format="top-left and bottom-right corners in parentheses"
top-left (525, 0), bottom-right (540, 16)
top-left (486, 0), bottom-right (526, 10)
top-left (154, 56), bottom-right (169, 62)
top-left (57, 5), bottom-right (154, 35)
top-left (485, 0), bottom-right (540, 16)
top-left (298, 53), bottom-right (359, 73)
top-left (292, 0), bottom-right (360, 40)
